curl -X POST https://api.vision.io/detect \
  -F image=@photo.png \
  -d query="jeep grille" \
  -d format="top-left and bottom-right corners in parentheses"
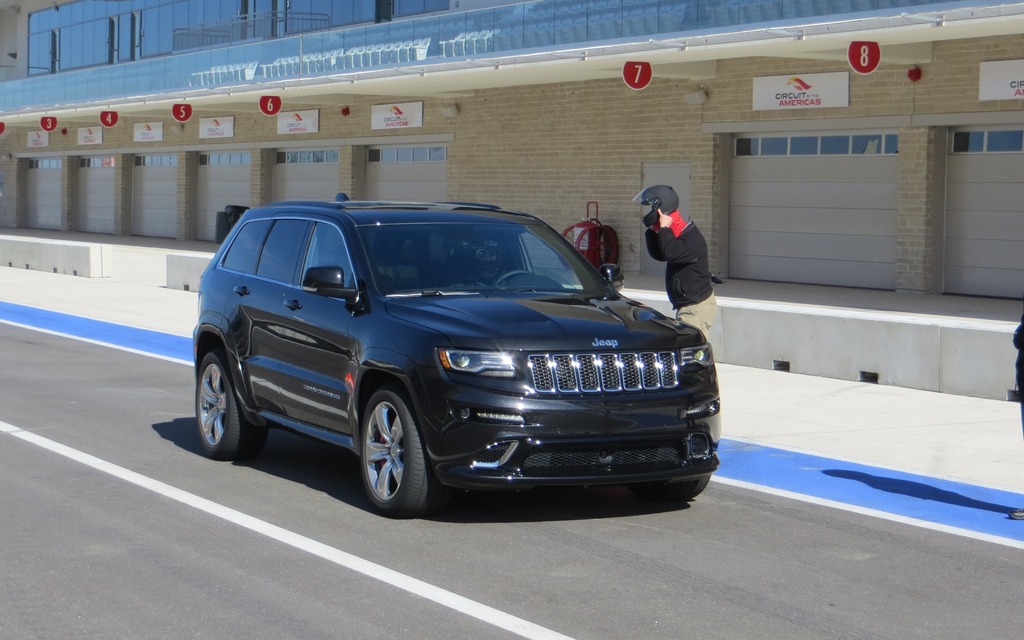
top-left (528, 351), bottom-right (680, 393)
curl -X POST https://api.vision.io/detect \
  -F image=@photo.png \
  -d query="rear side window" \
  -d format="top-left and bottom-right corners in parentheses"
top-left (256, 219), bottom-right (311, 284)
top-left (222, 219), bottom-right (272, 274)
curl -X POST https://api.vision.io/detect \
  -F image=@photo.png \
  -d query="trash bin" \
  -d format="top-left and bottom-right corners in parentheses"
top-left (215, 204), bottom-right (249, 243)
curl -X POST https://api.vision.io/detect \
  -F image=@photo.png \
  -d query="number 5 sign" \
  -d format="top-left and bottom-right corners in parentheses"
top-left (623, 61), bottom-right (653, 90)
top-left (848, 41), bottom-right (881, 75)
top-left (172, 103), bottom-right (193, 122)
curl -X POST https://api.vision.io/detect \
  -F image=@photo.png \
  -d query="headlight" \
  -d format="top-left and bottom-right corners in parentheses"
top-left (680, 344), bottom-right (714, 368)
top-left (438, 348), bottom-right (516, 378)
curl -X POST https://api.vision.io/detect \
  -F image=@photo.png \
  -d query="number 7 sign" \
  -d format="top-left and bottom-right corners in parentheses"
top-left (623, 61), bottom-right (653, 90)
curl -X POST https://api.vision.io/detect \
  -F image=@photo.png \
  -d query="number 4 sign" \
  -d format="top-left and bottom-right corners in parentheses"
top-left (100, 111), bottom-right (119, 128)
top-left (848, 41), bottom-right (881, 75)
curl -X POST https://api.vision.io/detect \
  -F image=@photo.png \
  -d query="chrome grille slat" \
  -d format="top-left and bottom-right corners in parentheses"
top-left (529, 350), bottom-right (680, 394)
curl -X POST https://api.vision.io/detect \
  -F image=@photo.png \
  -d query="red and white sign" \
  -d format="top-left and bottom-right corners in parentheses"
top-left (40, 116), bottom-right (58, 132)
top-left (134, 121), bottom-right (164, 142)
top-left (78, 127), bottom-right (103, 145)
top-left (259, 95), bottom-right (283, 116)
top-left (623, 61), bottom-right (653, 90)
top-left (848, 41), bottom-right (881, 75)
top-left (28, 131), bottom-right (49, 148)
top-left (979, 59), bottom-right (1024, 100)
top-left (371, 102), bottom-right (423, 130)
top-left (99, 110), bottom-right (119, 128)
top-left (171, 103), bottom-right (193, 122)
top-left (199, 116), bottom-right (234, 139)
top-left (753, 72), bottom-right (850, 110)
top-left (277, 109), bottom-right (320, 135)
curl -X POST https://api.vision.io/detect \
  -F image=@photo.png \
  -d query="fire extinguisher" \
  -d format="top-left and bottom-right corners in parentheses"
top-left (561, 201), bottom-right (619, 269)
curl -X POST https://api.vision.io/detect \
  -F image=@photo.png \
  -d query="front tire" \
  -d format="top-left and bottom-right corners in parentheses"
top-left (360, 384), bottom-right (449, 518)
top-left (195, 350), bottom-right (267, 461)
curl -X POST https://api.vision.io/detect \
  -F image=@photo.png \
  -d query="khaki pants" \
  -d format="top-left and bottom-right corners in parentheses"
top-left (675, 292), bottom-right (717, 339)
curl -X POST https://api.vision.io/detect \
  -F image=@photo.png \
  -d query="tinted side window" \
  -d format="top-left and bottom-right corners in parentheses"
top-left (303, 223), bottom-right (355, 287)
top-left (255, 219), bottom-right (311, 284)
top-left (222, 219), bottom-right (272, 274)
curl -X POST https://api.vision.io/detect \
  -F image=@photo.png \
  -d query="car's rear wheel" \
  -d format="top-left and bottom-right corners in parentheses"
top-left (360, 384), bottom-right (449, 518)
top-left (196, 350), bottom-right (267, 460)
top-left (629, 475), bottom-right (710, 503)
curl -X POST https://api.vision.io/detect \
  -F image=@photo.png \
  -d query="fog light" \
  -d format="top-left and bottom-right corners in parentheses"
top-left (685, 399), bottom-right (720, 418)
top-left (688, 433), bottom-right (712, 459)
top-left (475, 410), bottom-right (525, 424)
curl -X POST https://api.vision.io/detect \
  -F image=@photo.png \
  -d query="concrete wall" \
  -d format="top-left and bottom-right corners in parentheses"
top-left (0, 235), bottom-right (113, 277)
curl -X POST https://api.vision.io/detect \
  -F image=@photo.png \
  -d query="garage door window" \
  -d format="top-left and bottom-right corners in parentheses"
top-left (368, 146), bottom-right (447, 163)
top-left (28, 158), bottom-right (62, 169)
top-left (200, 152), bottom-right (251, 166)
top-left (79, 156), bottom-right (116, 168)
top-left (135, 154), bottom-right (177, 167)
top-left (276, 150), bottom-right (339, 164)
top-left (736, 133), bottom-right (897, 156)
top-left (951, 129), bottom-right (1024, 154)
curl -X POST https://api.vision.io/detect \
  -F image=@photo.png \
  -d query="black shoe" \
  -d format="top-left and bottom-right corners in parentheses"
top-left (1010, 509), bottom-right (1024, 520)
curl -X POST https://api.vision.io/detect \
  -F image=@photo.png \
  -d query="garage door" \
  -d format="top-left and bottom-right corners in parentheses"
top-left (730, 131), bottom-right (899, 289)
top-left (132, 154), bottom-right (178, 238)
top-left (197, 152), bottom-right (251, 242)
top-left (945, 128), bottom-right (1024, 299)
top-left (25, 158), bottom-right (62, 230)
top-left (77, 156), bottom-right (116, 234)
top-left (365, 144), bottom-right (447, 201)
top-left (273, 149), bottom-right (339, 202)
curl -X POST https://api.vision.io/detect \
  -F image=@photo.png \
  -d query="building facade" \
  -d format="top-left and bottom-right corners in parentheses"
top-left (1, 0), bottom-right (1023, 298)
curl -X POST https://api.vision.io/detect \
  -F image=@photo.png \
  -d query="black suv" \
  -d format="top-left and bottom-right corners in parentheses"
top-left (193, 199), bottom-right (721, 517)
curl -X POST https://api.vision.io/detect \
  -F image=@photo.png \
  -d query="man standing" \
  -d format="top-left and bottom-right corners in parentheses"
top-left (636, 184), bottom-right (717, 337)
top-left (1011, 298), bottom-right (1024, 520)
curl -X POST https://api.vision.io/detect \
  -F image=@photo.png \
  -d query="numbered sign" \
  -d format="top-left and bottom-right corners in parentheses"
top-left (848, 41), bottom-right (881, 75)
top-left (0, 122), bottom-right (5, 136)
top-left (172, 103), bottom-right (193, 122)
top-left (100, 111), bottom-right (119, 128)
top-left (623, 61), bottom-right (653, 90)
top-left (259, 95), bottom-right (283, 116)
top-left (40, 116), bottom-right (58, 132)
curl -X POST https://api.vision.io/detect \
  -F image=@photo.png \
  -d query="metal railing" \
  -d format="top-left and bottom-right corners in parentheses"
top-left (172, 11), bottom-right (331, 52)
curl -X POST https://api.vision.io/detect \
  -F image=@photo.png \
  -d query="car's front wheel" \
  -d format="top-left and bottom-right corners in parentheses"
top-left (195, 350), bottom-right (267, 460)
top-left (360, 384), bottom-right (449, 518)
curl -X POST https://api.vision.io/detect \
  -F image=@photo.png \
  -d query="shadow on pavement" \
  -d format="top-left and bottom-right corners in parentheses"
top-left (823, 469), bottom-right (1017, 516)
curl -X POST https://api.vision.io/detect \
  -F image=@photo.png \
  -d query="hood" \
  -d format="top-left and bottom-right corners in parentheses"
top-left (384, 294), bottom-right (702, 351)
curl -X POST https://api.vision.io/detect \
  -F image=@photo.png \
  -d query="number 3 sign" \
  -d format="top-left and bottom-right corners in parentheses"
top-left (848, 41), bottom-right (881, 75)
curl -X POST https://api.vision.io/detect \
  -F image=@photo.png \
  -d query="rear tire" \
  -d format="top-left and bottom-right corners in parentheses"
top-left (630, 476), bottom-right (710, 503)
top-left (195, 350), bottom-right (267, 460)
top-left (360, 384), bottom-right (449, 518)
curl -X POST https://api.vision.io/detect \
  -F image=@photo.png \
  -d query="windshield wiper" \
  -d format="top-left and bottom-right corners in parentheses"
top-left (387, 290), bottom-right (481, 298)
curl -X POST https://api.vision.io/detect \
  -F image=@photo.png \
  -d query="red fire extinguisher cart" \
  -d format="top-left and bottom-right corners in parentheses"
top-left (561, 201), bottom-right (619, 269)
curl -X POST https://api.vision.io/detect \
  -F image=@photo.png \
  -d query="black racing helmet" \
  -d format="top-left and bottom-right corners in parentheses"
top-left (633, 184), bottom-right (680, 226)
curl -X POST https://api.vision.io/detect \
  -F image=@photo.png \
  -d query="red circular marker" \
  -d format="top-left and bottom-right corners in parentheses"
top-left (0, 122), bottom-right (5, 136)
top-left (100, 110), bottom-right (119, 128)
top-left (623, 61), bottom-right (653, 90)
top-left (172, 103), bottom-right (193, 122)
top-left (259, 95), bottom-right (282, 116)
top-left (848, 41), bottom-right (881, 75)
top-left (40, 116), bottom-right (58, 132)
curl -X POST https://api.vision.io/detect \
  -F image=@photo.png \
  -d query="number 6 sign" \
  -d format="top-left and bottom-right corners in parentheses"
top-left (848, 41), bottom-right (881, 75)
top-left (623, 61), bottom-right (653, 91)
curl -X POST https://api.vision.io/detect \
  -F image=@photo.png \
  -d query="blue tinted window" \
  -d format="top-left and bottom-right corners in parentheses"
top-left (790, 136), bottom-right (817, 155)
top-left (986, 130), bottom-right (1023, 152)
top-left (761, 137), bottom-right (788, 156)
top-left (852, 134), bottom-right (882, 154)
top-left (820, 136), bottom-right (849, 155)
top-left (952, 131), bottom-right (984, 153)
top-left (884, 134), bottom-right (898, 154)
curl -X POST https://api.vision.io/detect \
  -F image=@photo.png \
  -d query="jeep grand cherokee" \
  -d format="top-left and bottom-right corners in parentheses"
top-left (193, 199), bottom-right (721, 518)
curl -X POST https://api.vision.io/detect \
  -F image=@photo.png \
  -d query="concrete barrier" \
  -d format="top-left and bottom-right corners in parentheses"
top-left (166, 252), bottom-right (214, 292)
top-left (624, 289), bottom-right (1018, 401)
top-left (0, 235), bottom-right (113, 277)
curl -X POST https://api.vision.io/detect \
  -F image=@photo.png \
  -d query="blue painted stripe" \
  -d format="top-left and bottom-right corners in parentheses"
top-left (0, 301), bottom-right (192, 363)
top-left (2, 299), bottom-right (1023, 541)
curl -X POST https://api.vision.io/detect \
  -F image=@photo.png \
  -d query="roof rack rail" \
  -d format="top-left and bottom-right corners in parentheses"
top-left (443, 201), bottom-right (503, 210)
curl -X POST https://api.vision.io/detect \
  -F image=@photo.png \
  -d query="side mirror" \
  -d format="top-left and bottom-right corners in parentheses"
top-left (303, 266), bottom-right (358, 302)
top-left (599, 263), bottom-right (624, 292)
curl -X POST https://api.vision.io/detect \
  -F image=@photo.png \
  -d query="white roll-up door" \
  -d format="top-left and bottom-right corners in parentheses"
top-left (77, 156), bottom-right (116, 234)
top-left (365, 144), bottom-right (447, 201)
top-left (273, 149), bottom-right (339, 202)
top-left (26, 158), bottom-right (62, 230)
top-left (730, 131), bottom-right (899, 289)
top-left (132, 154), bottom-right (178, 238)
top-left (197, 151), bottom-right (251, 241)
top-left (945, 128), bottom-right (1024, 299)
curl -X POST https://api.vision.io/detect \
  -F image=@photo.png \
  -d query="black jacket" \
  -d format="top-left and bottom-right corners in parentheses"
top-left (1015, 301), bottom-right (1023, 401)
top-left (644, 214), bottom-right (713, 309)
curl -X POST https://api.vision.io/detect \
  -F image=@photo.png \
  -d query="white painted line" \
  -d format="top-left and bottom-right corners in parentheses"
top-left (712, 476), bottom-right (1024, 550)
top-left (0, 419), bottom-right (576, 640)
top-left (0, 318), bottom-right (192, 366)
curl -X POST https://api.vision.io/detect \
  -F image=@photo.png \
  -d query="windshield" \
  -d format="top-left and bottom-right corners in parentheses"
top-left (359, 221), bottom-right (611, 296)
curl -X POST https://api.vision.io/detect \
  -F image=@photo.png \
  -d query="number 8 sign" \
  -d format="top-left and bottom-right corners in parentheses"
top-left (848, 41), bottom-right (881, 75)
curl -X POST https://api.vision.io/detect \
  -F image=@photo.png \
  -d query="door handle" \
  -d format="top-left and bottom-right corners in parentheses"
top-left (284, 299), bottom-right (302, 311)
top-left (232, 285), bottom-right (250, 296)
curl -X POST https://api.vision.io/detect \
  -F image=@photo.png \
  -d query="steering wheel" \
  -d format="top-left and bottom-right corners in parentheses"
top-left (493, 270), bottom-right (534, 287)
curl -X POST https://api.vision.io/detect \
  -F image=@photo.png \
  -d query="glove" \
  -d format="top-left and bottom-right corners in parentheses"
top-left (642, 209), bottom-right (659, 228)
